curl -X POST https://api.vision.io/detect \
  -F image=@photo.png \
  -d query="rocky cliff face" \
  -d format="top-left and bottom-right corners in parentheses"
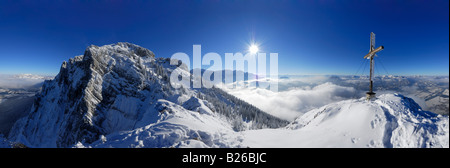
top-left (9, 43), bottom-right (157, 147)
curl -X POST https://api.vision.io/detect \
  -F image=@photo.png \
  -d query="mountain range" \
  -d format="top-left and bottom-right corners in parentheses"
top-left (1, 42), bottom-right (448, 148)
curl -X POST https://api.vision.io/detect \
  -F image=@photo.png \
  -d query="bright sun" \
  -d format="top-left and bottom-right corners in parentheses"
top-left (249, 44), bottom-right (259, 54)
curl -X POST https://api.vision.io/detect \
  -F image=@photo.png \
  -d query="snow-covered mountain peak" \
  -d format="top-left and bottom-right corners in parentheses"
top-left (8, 43), bottom-right (286, 148)
top-left (8, 43), bottom-right (178, 147)
top-left (85, 42), bottom-right (155, 59)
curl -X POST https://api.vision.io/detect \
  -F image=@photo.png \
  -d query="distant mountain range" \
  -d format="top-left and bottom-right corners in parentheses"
top-left (324, 75), bottom-right (449, 115)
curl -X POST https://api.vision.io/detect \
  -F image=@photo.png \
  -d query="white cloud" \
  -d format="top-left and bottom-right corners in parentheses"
top-left (221, 81), bottom-right (357, 121)
top-left (0, 74), bottom-right (52, 89)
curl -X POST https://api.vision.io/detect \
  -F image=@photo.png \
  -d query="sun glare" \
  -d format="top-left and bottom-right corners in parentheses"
top-left (249, 44), bottom-right (259, 54)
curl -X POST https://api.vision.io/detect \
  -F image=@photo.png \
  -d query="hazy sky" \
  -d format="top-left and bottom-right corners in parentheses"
top-left (0, 0), bottom-right (448, 76)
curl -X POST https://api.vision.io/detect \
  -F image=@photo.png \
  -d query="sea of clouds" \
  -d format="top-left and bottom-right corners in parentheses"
top-left (219, 75), bottom-right (449, 121)
top-left (220, 77), bottom-right (361, 121)
top-left (0, 74), bottom-right (52, 89)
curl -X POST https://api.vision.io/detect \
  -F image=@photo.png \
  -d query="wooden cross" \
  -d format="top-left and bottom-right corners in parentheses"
top-left (364, 32), bottom-right (384, 100)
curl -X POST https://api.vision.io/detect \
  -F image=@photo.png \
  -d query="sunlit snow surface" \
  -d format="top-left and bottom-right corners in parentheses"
top-left (78, 94), bottom-right (448, 148)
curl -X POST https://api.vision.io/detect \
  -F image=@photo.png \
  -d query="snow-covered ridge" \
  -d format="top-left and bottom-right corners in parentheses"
top-left (244, 93), bottom-right (448, 148)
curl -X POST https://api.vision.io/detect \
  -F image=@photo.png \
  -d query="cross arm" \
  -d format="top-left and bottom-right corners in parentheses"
top-left (364, 46), bottom-right (384, 59)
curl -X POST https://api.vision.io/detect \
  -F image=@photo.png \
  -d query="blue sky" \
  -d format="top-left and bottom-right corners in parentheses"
top-left (0, 0), bottom-right (448, 76)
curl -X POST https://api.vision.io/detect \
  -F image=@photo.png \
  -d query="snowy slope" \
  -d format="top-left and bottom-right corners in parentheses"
top-left (78, 99), bottom-right (244, 148)
top-left (243, 93), bottom-right (448, 148)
